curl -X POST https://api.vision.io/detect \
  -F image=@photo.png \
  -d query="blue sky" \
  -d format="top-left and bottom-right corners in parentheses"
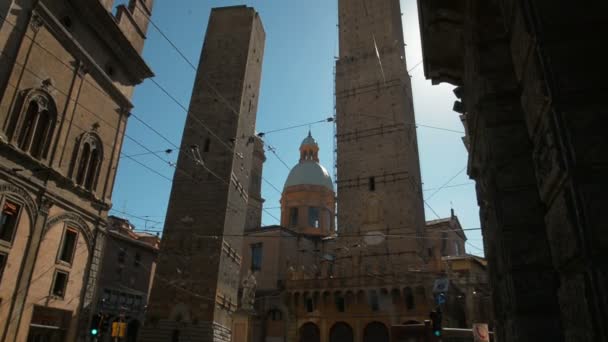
top-left (111, 0), bottom-right (485, 256)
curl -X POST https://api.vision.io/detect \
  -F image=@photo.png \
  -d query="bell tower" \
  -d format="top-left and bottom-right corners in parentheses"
top-left (335, 0), bottom-right (426, 270)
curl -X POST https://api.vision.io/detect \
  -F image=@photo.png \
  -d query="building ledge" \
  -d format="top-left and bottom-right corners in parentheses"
top-left (417, 0), bottom-right (465, 85)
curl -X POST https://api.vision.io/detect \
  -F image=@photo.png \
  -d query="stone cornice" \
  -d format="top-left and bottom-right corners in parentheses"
top-left (33, 4), bottom-right (135, 110)
top-left (67, 0), bottom-right (154, 83)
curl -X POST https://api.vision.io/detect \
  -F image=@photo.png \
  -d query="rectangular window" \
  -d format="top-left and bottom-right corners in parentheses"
top-left (51, 271), bottom-right (69, 298)
top-left (59, 228), bottom-right (78, 264)
top-left (369, 177), bottom-right (375, 191)
top-left (289, 208), bottom-right (298, 227)
top-left (0, 252), bottom-right (7, 284)
top-left (308, 207), bottom-right (320, 227)
top-left (0, 200), bottom-right (21, 243)
top-left (134, 253), bottom-right (141, 267)
top-left (118, 249), bottom-right (126, 264)
top-left (251, 243), bottom-right (263, 271)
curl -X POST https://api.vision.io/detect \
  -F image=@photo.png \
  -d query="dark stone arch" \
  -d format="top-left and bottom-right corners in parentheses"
top-left (299, 322), bottom-right (320, 342)
top-left (364, 321), bottom-right (389, 342)
top-left (329, 322), bottom-right (353, 342)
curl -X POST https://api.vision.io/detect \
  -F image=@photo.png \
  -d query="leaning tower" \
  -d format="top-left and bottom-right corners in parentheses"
top-left (335, 0), bottom-right (426, 272)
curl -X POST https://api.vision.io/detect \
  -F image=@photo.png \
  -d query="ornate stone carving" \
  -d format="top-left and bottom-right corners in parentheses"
top-left (240, 270), bottom-right (256, 310)
top-left (30, 13), bottom-right (44, 32)
top-left (532, 125), bottom-right (564, 201)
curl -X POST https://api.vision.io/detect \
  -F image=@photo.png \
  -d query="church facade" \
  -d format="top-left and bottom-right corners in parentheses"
top-left (240, 132), bottom-right (482, 342)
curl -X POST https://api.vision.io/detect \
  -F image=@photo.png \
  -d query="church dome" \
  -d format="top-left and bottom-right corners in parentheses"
top-left (284, 162), bottom-right (333, 190)
top-left (283, 131), bottom-right (333, 191)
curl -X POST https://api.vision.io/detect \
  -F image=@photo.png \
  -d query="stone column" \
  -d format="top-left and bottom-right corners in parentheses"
top-left (463, 1), bottom-right (563, 341)
top-left (503, 1), bottom-right (608, 341)
top-left (2, 197), bottom-right (52, 342)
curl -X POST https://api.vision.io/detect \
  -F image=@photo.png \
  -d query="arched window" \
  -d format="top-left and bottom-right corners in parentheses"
top-left (404, 287), bottom-right (415, 310)
top-left (73, 133), bottom-right (103, 191)
top-left (12, 90), bottom-right (56, 160)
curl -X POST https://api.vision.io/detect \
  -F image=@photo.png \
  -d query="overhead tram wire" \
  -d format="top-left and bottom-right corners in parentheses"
top-left (423, 182), bottom-right (474, 192)
top-left (425, 166), bottom-right (468, 201)
top-left (0, 14), bottom-right (290, 204)
top-left (109, 9), bottom-right (468, 207)
top-left (0, 54), bottom-right (256, 220)
top-left (2, 15), bottom-right (474, 242)
top-left (126, 6), bottom-right (467, 203)
top-left (257, 117), bottom-right (334, 137)
top-left (132, 2), bottom-right (481, 254)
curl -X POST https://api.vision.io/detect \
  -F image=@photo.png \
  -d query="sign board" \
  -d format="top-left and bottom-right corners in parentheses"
top-left (112, 322), bottom-right (127, 338)
top-left (473, 323), bottom-right (490, 342)
top-left (432, 278), bottom-right (449, 293)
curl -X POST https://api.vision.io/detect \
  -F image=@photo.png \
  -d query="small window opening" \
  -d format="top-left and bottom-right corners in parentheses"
top-left (308, 207), bottom-right (320, 227)
top-left (289, 208), bottom-right (298, 227)
top-left (251, 243), bottom-right (263, 271)
top-left (270, 309), bottom-right (283, 321)
top-left (52, 271), bottom-right (69, 298)
top-left (203, 138), bottom-right (210, 152)
top-left (0, 252), bottom-right (7, 283)
top-left (134, 253), bottom-right (141, 267)
top-left (369, 177), bottom-right (375, 191)
top-left (118, 249), bottom-right (126, 264)
top-left (59, 228), bottom-right (78, 264)
top-left (0, 200), bottom-right (21, 243)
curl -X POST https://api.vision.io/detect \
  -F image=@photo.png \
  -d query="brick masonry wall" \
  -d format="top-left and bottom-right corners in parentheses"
top-left (141, 5), bottom-right (265, 340)
top-left (335, 0), bottom-right (426, 273)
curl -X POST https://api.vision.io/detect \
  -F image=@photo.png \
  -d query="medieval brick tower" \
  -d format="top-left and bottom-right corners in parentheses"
top-left (141, 6), bottom-right (265, 342)
top-left (335, 0), bottom-right (426, 272)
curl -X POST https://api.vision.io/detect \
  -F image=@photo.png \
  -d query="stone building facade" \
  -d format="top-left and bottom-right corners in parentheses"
top-left (94, 215), bottom-right (160, 342)
top-left (238, 134), bottom-right (488, 342)
top-left (140, 5), bottom-right (265, 342)
top-left (0, 0), bottom-right (153, 341)
top-left (418, 1), bottom-right (607, 341)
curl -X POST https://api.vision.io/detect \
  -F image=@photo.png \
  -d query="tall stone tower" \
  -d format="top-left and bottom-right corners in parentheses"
top-left (141, 6), bottom-right (265, 341)
top-left (335, 0), bottom-right (426, 272)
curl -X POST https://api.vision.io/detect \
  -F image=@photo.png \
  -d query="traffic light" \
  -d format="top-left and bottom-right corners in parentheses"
top-left (430, 309), bottom-right (442, 337)
top-left (90, 313), bottom-right (102, 337)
